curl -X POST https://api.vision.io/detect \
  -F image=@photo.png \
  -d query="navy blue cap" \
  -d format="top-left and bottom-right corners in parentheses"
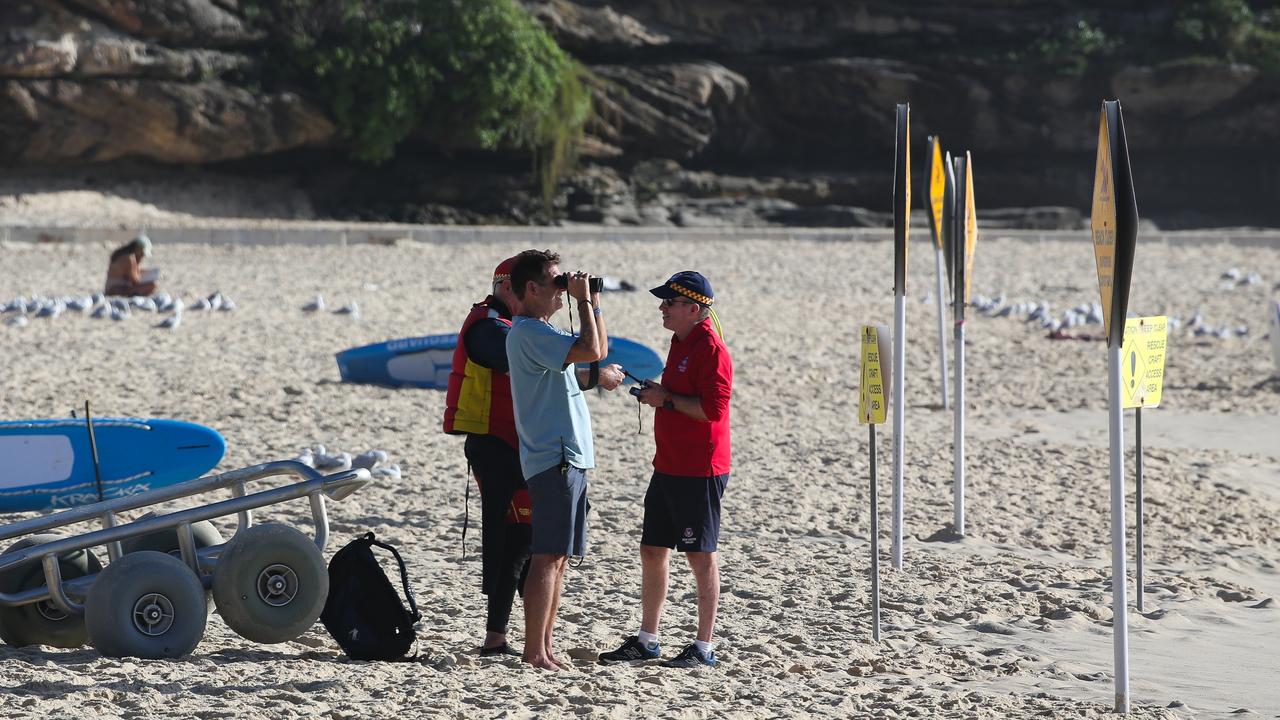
top-left (650, 271), bottom-right (714, 306)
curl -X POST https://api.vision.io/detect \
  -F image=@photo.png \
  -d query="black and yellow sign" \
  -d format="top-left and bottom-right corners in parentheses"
top-left (942, 149), bottom-right (957, 303)
top-left (961, 151), bottom-right (978, 305)
top-left (1090, 100), bottom-right (1139, 348)
top-left (950, 153), bottom-right (978, 306)
top-left (926, 136), bottom-right (946, 253)
top-left (893, 103), bottom-right (910, 294)
top-left (1120, 316), bottom-right (1167, 409)
top-left (859, 325), bottom-right (889, 424)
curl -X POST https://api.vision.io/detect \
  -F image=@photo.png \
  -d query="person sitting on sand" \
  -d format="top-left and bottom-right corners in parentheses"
top-left (105, 234), bottom-right (159, 297)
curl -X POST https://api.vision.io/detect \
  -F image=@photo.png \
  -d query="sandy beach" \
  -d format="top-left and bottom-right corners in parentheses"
top-left (1, 217), bottom-right (1278, 718)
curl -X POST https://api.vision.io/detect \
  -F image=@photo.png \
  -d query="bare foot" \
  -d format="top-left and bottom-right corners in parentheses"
top-left (523, 654), bottom-right (560, 671)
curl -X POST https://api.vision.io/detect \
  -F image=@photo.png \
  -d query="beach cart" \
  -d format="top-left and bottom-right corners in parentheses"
top-left (0, 460), bottom-right (370, 659)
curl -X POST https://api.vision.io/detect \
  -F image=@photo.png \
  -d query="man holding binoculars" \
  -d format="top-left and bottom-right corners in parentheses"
top-left (505, 249), bottom-right (622, 670)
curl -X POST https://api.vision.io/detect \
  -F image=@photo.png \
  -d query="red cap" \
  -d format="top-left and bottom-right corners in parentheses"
top-left (493, 256), bottom-right (518, 281)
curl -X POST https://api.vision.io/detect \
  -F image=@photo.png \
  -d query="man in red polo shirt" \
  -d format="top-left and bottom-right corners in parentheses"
top-left (599, 270), bottom-right (732, 669)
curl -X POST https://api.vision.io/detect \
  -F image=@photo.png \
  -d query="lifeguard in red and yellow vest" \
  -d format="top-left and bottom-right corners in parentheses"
top-left (443, 256), bottom-right (532, 658)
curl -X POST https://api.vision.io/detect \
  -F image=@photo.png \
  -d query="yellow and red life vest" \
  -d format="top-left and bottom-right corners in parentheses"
top-left (442, 298), bottom-right (518, 450)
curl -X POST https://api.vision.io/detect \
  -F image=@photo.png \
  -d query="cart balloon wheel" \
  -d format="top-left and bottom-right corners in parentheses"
top-left (0, 534), bottom-right (103, 648)
top-left (122, 520), bottom-right (225, 613)
top-left (85, 551), bottom-right (207, 658)
top-left (212, 523), bottom-right (328, 644)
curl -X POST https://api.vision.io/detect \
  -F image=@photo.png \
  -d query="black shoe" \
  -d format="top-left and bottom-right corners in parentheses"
top-left (598, 635), bottom-right (661, 664)
top-left (661, 643), bottom-right (716, 668)
top-left (479, 642), bottom-right (521, 657)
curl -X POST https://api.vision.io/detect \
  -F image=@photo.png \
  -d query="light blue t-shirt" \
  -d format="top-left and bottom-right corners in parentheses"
top-left (506, 316), bottom-right (595, 479)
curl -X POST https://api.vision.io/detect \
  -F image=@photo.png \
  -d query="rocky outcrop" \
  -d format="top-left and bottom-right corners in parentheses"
top-left (0, 1), bottom-right (333, 165)
top-left (1, 0), bottom-right (1278, 228)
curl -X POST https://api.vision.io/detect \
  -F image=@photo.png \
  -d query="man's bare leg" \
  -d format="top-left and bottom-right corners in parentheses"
top-left (522, 553), bottom-right (565, 670)
top-left (640, 544), bottom-right (671, 635)
top-left (686, 551), bottom-right (719, 643)
top-left (544, 559), bottom-right (568, 666)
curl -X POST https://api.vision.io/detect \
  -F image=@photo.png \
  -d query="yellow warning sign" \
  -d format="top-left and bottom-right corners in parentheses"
top-left (859, 325), bottom-right (889, 425)
top-left (1121, 316), bottom-right (1167, 409)
top-left (961, 152), bottom-right (978, 303)
top-left (929, 138), bottom-right (945, 251)
top-left (1091, 108), bottom-right (1117, 341)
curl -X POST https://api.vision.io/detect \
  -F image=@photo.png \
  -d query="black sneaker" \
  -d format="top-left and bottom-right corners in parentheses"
top-left (661, 643), bottom-right (717, 668)
top-left (598, 635), bottom-right (661, 664)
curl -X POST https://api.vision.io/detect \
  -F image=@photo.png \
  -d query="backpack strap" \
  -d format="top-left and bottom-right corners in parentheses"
top-left (364, 532), bottom-right (422, 623)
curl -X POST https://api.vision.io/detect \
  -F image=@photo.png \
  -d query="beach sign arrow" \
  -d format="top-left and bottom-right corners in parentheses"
top-left (893, 104), bottom-right (910, 293)
top-left (1121, 316), bottom-right (1168, 409)
top-left (927, 136), bottom-right (946, 254)
top-left (1090, 101), bottom-right (1139, 348)
top-left (943, 150), bottom-right (957, 301)
top-left (961, 152), bottom-right (978, 305)
top-left (859, 325), bottom-right (889, 425)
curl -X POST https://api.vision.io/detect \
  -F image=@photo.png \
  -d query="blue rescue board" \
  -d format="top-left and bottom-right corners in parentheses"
top-left (336, 333), bottom-right (664, 388)
top-left (0, 418), bottom-right (226, 512)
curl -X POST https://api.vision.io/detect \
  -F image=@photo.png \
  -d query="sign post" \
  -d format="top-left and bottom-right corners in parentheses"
top-left (949, 152), bottom-right (977, 537)
top-left (859, 324), bottom-right (890, 642)
top-left (891, 103), bottom-right (910, 570)
top-left (1270, 300), bottom-right (1280, 374)
top-left (926, 136), bottom-right (950, 410)
top-left (1121, 316), bottom-right (1168, 613)
top-left (1091, 99), bottom-right (1140, 715)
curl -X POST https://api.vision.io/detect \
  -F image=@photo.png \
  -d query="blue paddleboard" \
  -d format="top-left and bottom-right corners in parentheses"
top-left (0, 418), bottom-right (226, 512)
top-left (336, 334), bottom-right (664, 388)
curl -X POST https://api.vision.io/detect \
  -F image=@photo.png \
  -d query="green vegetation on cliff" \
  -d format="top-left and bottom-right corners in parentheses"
top-left (244, 0), bottom-right (589, 197)
top-left (1012, 0), bottom-right (1280, 75)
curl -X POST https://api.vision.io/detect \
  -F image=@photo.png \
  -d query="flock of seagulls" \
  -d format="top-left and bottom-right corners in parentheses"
top-left (303, 294), bottom-right (360, 321)
top-left (293, 444), bottom-right (400, 481)
top-left (1, 291), bottom-right (234, 330)
top-left (920, 267), bottom-right (1269, 341)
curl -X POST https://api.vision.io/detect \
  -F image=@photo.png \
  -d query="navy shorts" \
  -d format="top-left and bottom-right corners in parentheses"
top-left (641, 471), bottom-right (729, 553)
top-left (526, 464), bottom-right (589, 557)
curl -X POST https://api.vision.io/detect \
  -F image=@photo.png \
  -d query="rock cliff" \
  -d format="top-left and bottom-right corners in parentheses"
top-left (2, 0), bottom-right (1278, 228)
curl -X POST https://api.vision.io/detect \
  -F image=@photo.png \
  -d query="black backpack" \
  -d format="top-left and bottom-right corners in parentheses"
top-left (320, 532), bottom-right (421, 661)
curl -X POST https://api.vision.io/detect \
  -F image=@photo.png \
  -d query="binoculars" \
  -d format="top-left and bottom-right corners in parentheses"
top-left (553, 274), bottom-right (605, 294)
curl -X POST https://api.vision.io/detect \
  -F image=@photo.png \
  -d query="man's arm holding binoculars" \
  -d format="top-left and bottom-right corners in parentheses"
top-left (562, 272), bottom-right (607, 365)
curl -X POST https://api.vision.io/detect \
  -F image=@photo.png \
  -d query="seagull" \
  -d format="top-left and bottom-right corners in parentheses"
top-left (35, 301), bottom-right (64, 319)
top-left (155, 313), bottom-right (181, 330)
top-left (333, 302), bottom-right (360, 320)
top-left (189, 297), bottom-right (211, 311)
top-left (1222, 267), bottom-right (1242, 281)
top-left (1242, 272), bottom-right (1262, 286)
top-left (921, 292), bottom-right (934, 306)
top-left (1235, 325), bottom-right (1249, 336)
top-left (130, 296), bottom-right (156, 312)
top-left (90, 303), bottom-right (108, 319)
top-left (170, 298), bottom-right (185, 315)
top-left (153, 292), bottom-right (173, 311)
top-left (218, 295), bottom-right (236, 311)
top-left (5, 315), bottom-right (28, 327)
top-left (206, 292), bottom-right (223, 311)
top-left (292, 447), bottom-right (316, 468)
top-left (371, 464), bottom-right (402, 481)
top-left (352, 450), bottom-right (389, 471)
top-left (314, 451), bottom-right (352, 472)
top-left (302, 295), bottom-right (325, 312)
top-left (110, 305), bottom-right (128, 321)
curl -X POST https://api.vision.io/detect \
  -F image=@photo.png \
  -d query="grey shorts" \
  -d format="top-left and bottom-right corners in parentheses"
top-left (526, 464), bottom-right (589, 557)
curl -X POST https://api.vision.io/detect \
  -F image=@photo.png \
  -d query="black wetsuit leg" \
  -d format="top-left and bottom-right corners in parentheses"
top-left (464, 434), bottom-right (531, 635)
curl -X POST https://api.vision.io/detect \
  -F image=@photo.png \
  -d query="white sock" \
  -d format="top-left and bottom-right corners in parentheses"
top-left (693, 639), bottom-right (715, 655)
top-left (637, 630), bottom-right (659, 649)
